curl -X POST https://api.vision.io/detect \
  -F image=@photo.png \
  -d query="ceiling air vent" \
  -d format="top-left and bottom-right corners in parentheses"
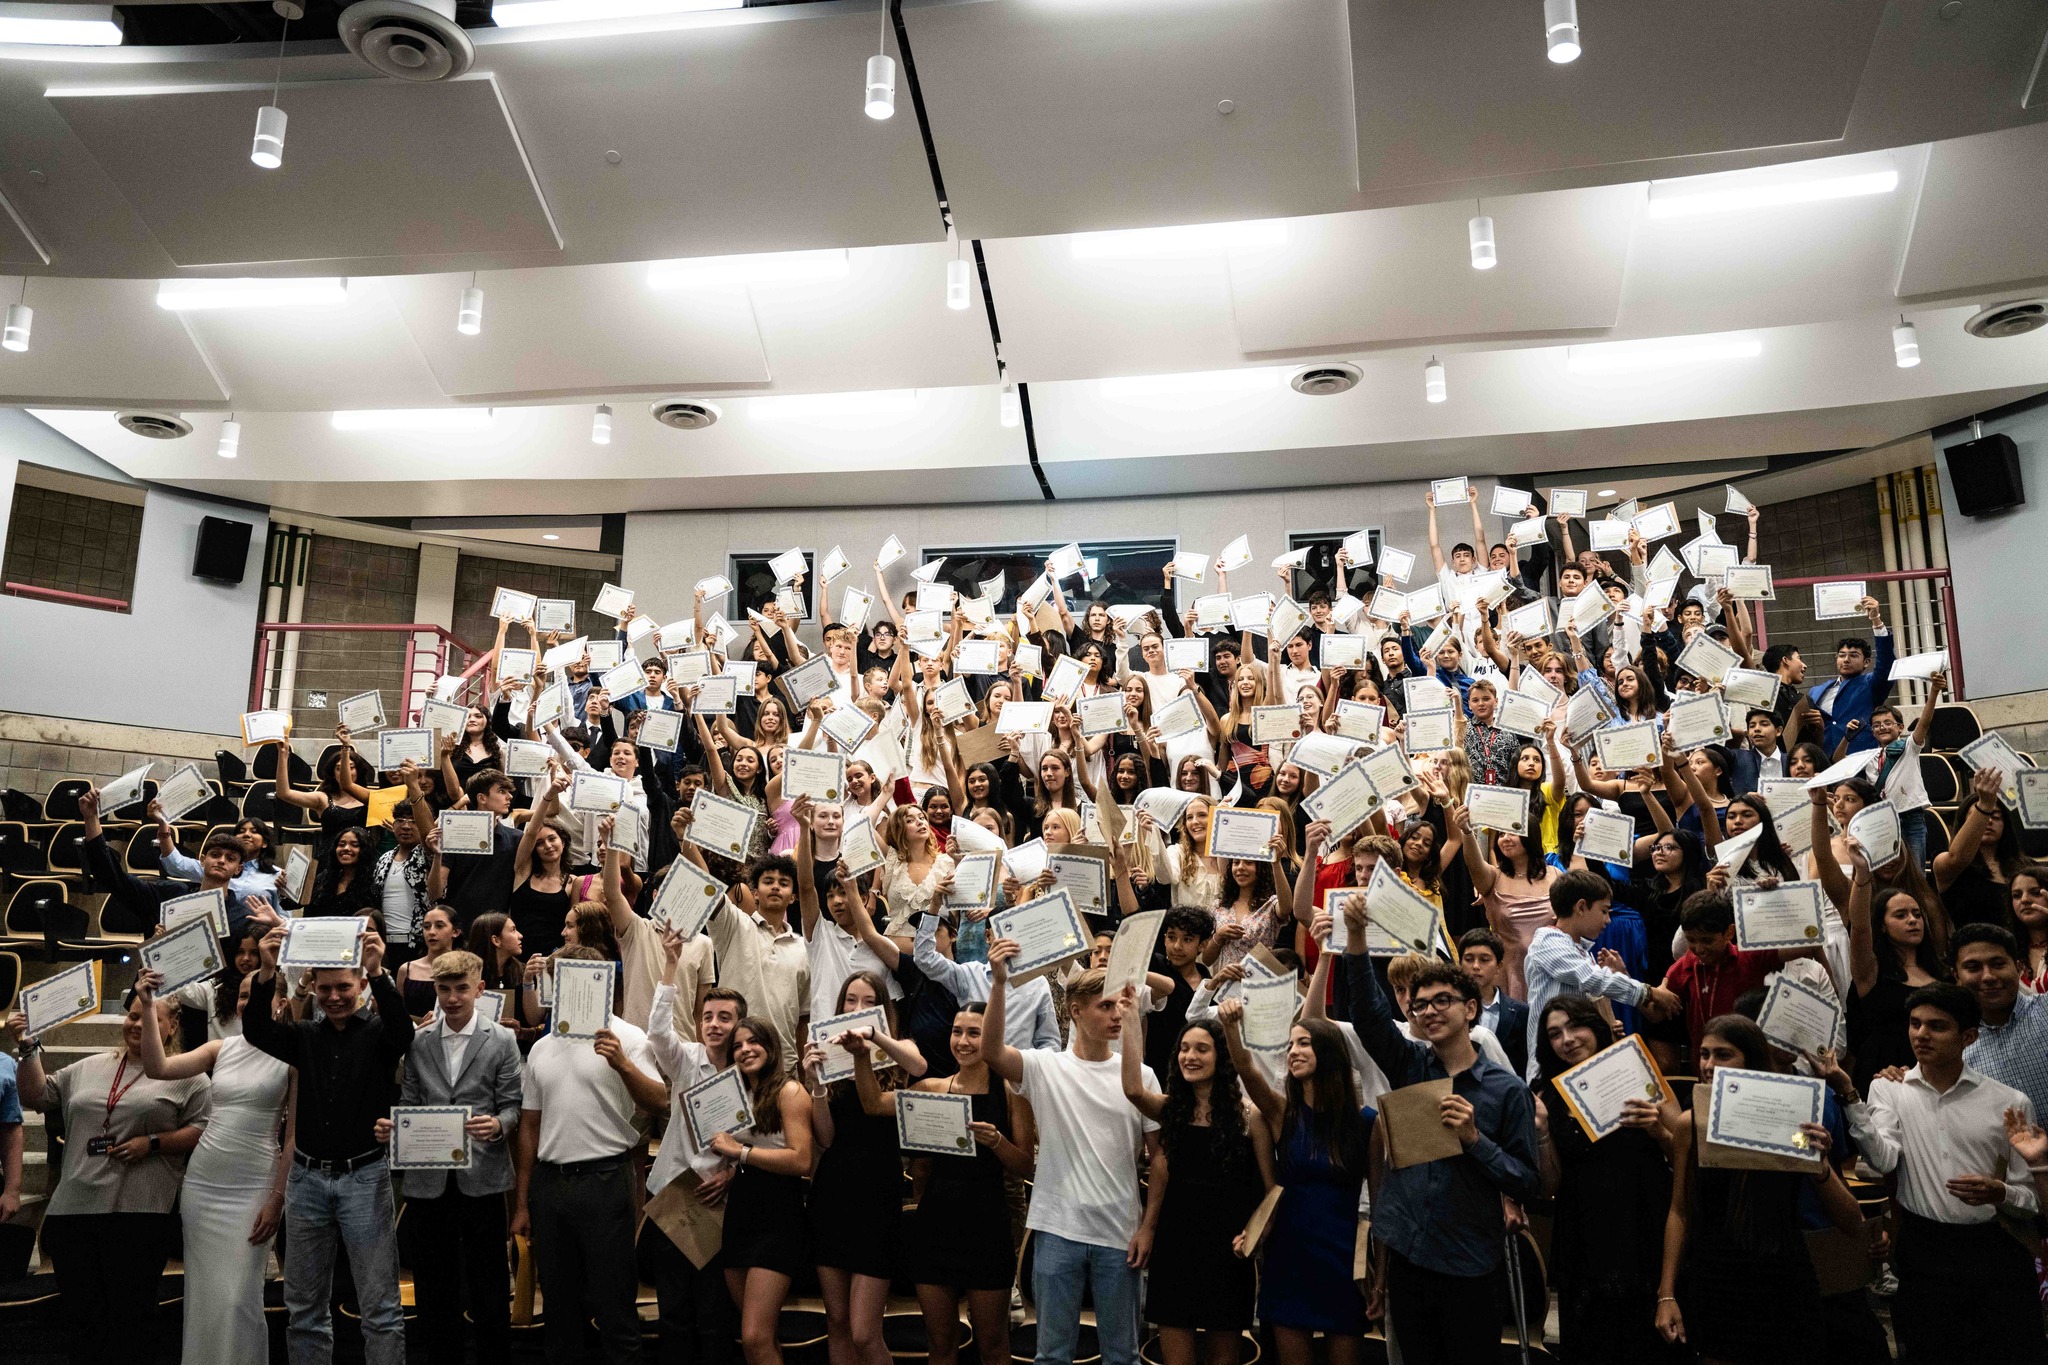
top-left (1964, 299), bottom-right (2047, 340)
top-left (1291, 363), bottom-right (1362, 396)
top-left (115, 410), bottom-right (192, 440)
top-left (338, 1), bottom-right (474, 82)
top-left (650, 400), bottom-right (721, 431)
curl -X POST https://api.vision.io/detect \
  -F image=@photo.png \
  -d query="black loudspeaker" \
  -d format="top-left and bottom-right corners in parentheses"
top-left (192, 515), bottom-right (253, 583)
top-left (1943, 433), bottom-right (2025, 517)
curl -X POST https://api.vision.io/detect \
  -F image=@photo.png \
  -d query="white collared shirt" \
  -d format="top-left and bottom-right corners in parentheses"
top-left (644, 981), bottom-right (730, 1195)
top-left (1846, 1065), bottom-right (2039, 1223)
top-left (439, 1007), bottom-right (483, 1085)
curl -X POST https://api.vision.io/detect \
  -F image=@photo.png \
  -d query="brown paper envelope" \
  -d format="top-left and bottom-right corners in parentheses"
top-left (1380, 1078), bottom-right (1461, 1169)
top-left (1237, 1184), bottom-right (1285, 1259)
top-left (1805, 1220), bottom-right (1876, 1296)
top-left (645, 1171), bottom-right (726, 1270)
top-left (955, 725), bottom-right (1004, 768)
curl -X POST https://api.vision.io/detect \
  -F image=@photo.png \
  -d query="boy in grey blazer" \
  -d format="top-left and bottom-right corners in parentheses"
top-left (373, 949), bottom-right (524, 1362)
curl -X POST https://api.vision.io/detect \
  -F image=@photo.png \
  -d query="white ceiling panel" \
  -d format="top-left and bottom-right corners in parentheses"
top-left (1896, 119), bottom-right (2048, 300)
top-left (0, 276), bottom-right (222, 406)
top-left (383, 266), bottom-right (769, 402)
top-left (1225, 184), bottom-right (1639, 354)
top-left (1349, 0), bottom-right (1889, 192)
top-left (1840, 0), bottom-right (2048, 152)
top-left (908, 0), bottom-right (1359, 241)
top-left (46, 74), bottom-right (561, 267)
top-left (179, 279), bottom-right (449, 411)
top-left (0, 184), bottom-right (47, 267)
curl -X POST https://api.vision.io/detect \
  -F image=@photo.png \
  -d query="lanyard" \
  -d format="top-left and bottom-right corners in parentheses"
top-left (103, 1054), bottom-right (144, 1136)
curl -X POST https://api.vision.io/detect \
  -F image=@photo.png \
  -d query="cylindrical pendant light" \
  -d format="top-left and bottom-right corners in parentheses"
top-left (1544, 0), bottom-right (1581, 63)
top-left (592, 403), bottom-right (613, 445)
top-left (251, 104), bottom-right (287, 168)
top-left (217, 416), bottom-right (242, 458)
top-left (1892, 317), bottom-right (1920, 368)
top-left (1468, 212), bottom-right (1497, 270)
top-left (1424, 357), bottom-right (1447, 403)
top-left (1000, 383), bottom-right (1021, 428)
top-left (865, 53), bottom-right (896, 120)
top-left (2, 302), bottom-right (29, 353)
top-left (457, 280), bottom-right (483, 336)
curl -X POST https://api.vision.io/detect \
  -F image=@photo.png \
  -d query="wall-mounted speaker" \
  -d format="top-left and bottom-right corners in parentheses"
top-left (1943, 433), bottom-right (2026, 518)
top-left (193, 516), bottom-right (253, 584)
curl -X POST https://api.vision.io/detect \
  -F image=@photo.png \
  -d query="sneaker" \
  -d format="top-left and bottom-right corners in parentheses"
top-left (1873, 1264), bottom-right (1899, 1297)
top-left (1010, 1285), bottom-right (1026, 1325)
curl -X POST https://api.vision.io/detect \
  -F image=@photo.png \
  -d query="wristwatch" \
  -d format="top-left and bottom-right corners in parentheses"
top-left (149, 1135), bottom-right (162, 1155)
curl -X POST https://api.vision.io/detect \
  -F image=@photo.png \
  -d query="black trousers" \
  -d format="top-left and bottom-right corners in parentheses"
top-left (1893, 1209), bottom-right (2048, 1365)
top-left (406, 1185), bottom-right (511, 1361)
top-left (639, 1215), bottom-right (738, 1365)
top-left (40, 1211), bottom-right (177, 1365)
top-left (1383, 1247), bottom-right (1504, 1365)
top-left (530, 1156), bottom-right (643, 1364)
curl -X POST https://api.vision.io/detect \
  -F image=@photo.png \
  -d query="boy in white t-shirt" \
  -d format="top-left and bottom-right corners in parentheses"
top-left (984, 941), bottom-right (1160, 1365)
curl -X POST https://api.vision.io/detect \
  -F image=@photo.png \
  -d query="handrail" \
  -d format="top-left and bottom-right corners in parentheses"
top-left (4, 581), bottom-right (130, 611)
top-left (1747, 566), bottom-right (1963, 700)
top-left (252, 622), bottom-right (482, 652)
top-left (249, 621), bottom-right (487, 715)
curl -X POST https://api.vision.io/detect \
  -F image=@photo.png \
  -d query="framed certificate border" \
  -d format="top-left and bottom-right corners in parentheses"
top-left (895, 1090), bottom-right (976, 1157)
top-left (1732, 881), bottom-right (1826, 951)
top-left (1554, 1034), bottom-right (1675, 1143)
top-left (390, 1105), bottom-right (473, 1171)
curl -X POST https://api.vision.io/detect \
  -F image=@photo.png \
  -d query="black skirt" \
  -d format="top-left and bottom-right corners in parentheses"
top-left (807, 1090), bottom-right (903, 1279)
top-left (722, 1165), bottom-right (808, 1278)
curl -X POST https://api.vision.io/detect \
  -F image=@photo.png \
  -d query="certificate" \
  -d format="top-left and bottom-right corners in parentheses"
top-left (1002, 837), bottom-right (1050, 884)
top-left (1812, 581), bottom-right (1866, 620)
top-left (1332, 700), bottom-right (1384, 742)
top-left (491, 587), bottom-right (539, 623)
top-left (160, 887), bottom-right (231, 941)
top-left (782, 749), bottom-right (847, 803)
top-left (1366, 586), bottom-right (1407, 623)
top-left (1208, 807), bottom-right (1281, 862)
top-left (241, 709), bottom-right (292, 746)
top-left (1846, 800), bottom-right (1901, 868)
top-left (932, 678), bottom-right (977, 726)
top-left (1319, 634), bottom-right (1369, 670)
top-left (377, 729), bottom-right (434, 771)
top-left (1758, 778), bottom-right (1814, 857)
top-left (1192, 593), bottom-right (1233, 630)
top-left (1889, 649), bottom-right (1949, 683)
top-left (1364, 862), bottom-right (1443, 956)
top-left (141, 916), bottom-right (224, 995)
top-left (1249, 706), bottom-right (1300, 746)
top-left (1229, 593), bottom-right (1274, 632)
top-left (1359, 744), bottom-right (1418, 801)
top-left (2018, 770), bottom-right (2048, 831)
top-left (687, 790), bottom-right (760, 859)
top-left (1674, 633), bottom-right (1740, 685)
top-left (1015, 644), bottom-right (1045, 677)
top-left (1957, 733), bottom-right (2032, 808)
top-left (896, 1091), bottom-right (975, 1156)
top-left (569, 772), bottom-right (629, 815)
top-left (1724, 564), bottom-right (1775, 600)
top-left (1703, 1066), bottom-right (1825, 1168)
top-left (1733, 881), bottom-right (1825, 950)
top-left (1216, 535), bottom-right (1253, 572)
top-left (283, 846), bottom-right (315, 904)
top-left (811, 1006), bottom-right (895, 1085)
top-left (1563, 687), bottom-right (1613, 749)
top-left (1287, 731), bottom-right (1360, 778)
top-left (1169, 550), bottom-right (1209, 582)
top-left (840, 815), bottom-right (886, 877)
top-left (1631, 502), bottom-right (1680, 542)
top-left (946, 852), bottom-right (1000, 913)
top-left (1504, 598), bottom-right (1551, 639)
top-left (1152, 692), bottom-right (1204, 742)
top-left (877, 534), bottom-right (907, 570)
top-left (1577, 807), bottom-right (1636, 865)
top-left (498, 648), bottom-right (537, 684)
top-left (338, 690), bottom-right (386, 733)
top-left (99, 762), bottom-right (153, 814)
top-left (682, 1067), bottom-right (754, 1147)
top-left (1303, 759), bottom-right (1383, 841)
top-left (592, 583), bottom-right (635, 619)
top-left (599, 659), bottom-right (647, 702)
top-left (1164, 638), bottom-right (1209, 674)
top-left (1465, 784), bottom-right (1531, 836)
top-left (1404, 676), bottom-right (1452, 712)
top-left (1377, 546), bottom-right (1416, 583)
top-left (1757, 974), bottom-right (1843, 1057)
top-left (20, 961), bottom-right (99, 1037)
top-left (1403, 707), bottom-right (1456, 755)
top-left (553, 958), bottom-right (615, 1039)
top-left (1403, 583), bottom-right (1445, 623)
top-left (1554, 1035), bottom-right (1674, 1142)
top-left (1268, 599), bottom-right (1307, 648)
top-left (1506, 516), bottom-right (1546, 549)
top-left (1550, 488), bottom-right (1587, 516)
top-left (1593, 721), bottom-right (1659, 772)
top-left (1077, 693), bottom-right (1128, 738)
top-left (651, 857), bottom-right (729, 938)
top-left (1103, 910), bottom-right (1165, 994)
top-left (779, 654), bottom-right (839, 712)
top-left (665, 650), bottom-right (711, 685)
top-left (637, 710), bottom-right (684, 753)
top-left (915, 582), bottom-right (957, 614)
top-left (279, 917), bottom-right (365, 970)
top-left (1494, 689), bottom-right (1549, 740)
top-left (1043, 655), bottom-right (1089, 703)
top-left (838, 587), bottom-right (875, 633)
top-left (1696, 543), bottom-right (1738, 579)
top-left (989, 889), bottom-right (1091, 983)
top-left (819, 548), bottom-right (851, 584)
top-left (1666, 692), bottom-right (1731, 748)
top-left (1429, 476), bottom-right (1469, 507)
top-left (1490, 485), bottom-right (1531, 518)
top-left (1587, 519), bottom-right (1630, 552)
top-left (1048, 852), bottom-right (1109, 911)
top-left (1721, 668), bottom-right (1780, 710)
top-left (1713, 823), bottom-right (1764, 872)
top-left (694, 674), bottom-right (739, 715)
top-left (585, 641), bottom-right (623, 671)
top-left (995, 702), bottom-right (1054, 736)
top-left (1239, 973), bottom-right (1299, 1053)
top-left (391, 1106), bottom-right (472, 1170)
top-left (821, 705), bottom-right (876, 752)
top-left (535, 598), bottom-right (578, 631)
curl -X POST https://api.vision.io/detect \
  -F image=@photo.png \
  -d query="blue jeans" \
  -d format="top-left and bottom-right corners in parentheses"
top-left (1031, 1231), bottom-right (1141, 1365)
top-left (1901, 808), bottom-right (1929, 872)
top-left (283, 1159), bottom-right (406, 1365)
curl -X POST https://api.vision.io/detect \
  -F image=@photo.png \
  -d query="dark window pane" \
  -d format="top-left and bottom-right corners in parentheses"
top-left (731, 552), bottom-right (815, 622)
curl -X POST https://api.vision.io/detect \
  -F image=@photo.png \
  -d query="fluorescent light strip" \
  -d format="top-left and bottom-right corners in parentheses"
top-left (1070, 220), bottom-right (1288, 261)
top-left (157, 278), bottom-right (350, 311)
top-left (1646, 168), bottom-right (1899, 220)
top-left (491, 0), bottom-right (741, 26)
top-left (748, 390), bottom-right (918, 422)
top-left (1098, 367), bottom-right (1287, 400)
top-left (332, 408), bottom-right (495, 432)
top-left (647, 249), bottom-right (851, 291)
top-left (0, 4), bottom-right (122, 45)
top-left (1566, 335), bottom-right (1762, 376)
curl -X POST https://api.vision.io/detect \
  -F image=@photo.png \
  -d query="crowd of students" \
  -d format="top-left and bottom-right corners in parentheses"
top-left (3, 485), bottom-right (2046, 1365)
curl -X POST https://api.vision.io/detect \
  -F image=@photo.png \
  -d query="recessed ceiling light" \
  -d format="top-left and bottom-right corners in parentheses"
top-left (0, 3), bottom-right (123, 45)
top-left (156, 278), bottom-right (349, 311)
top-left (647, 249), bottom-right (852, 291)
top-left (1596, 489), bottom-right (1617, 498)
top-left (1069, 220), bottom-right (1288, 261)
top-left (331, 408), bottom-right (494, 431)
top-left (1566, 334), bottom-right (1761, 375)
top-left (1645, 167), bottom-right (1899, 220)
top-left (492, 0), bottom-right (742, 23)
top-left (542, 533), bottom-right (561, 541)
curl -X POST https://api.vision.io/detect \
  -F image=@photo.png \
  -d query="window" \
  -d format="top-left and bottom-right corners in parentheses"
top-left (917, 539), bottom-right (1179, 616)
top-left (1286, 528), bottom-right (1381, 603)
top-left (1, 466), bottom-right (145, 613)
top-left (730, 550), bottom-right (814, 622)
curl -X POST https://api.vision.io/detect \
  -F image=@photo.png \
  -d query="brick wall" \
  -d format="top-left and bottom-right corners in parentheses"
top-left (1752, 483), bottom-right (1886, 668)
top-left (288, 536), bottom-right (421, 736)
top-left (0, 711), bottom-right (232, 800)
top-left (0, 481), bottom-right (143, 606)
top-left (452, 552), bottom-right (610, 656)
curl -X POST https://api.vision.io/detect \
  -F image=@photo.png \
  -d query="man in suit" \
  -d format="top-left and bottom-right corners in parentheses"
top-left (373, 949), bottom-right (524, 1363)
top-left (1808, 595), bottom-right (1895, 757)
top-left (1457, 929), bottom-right (1529, 1071)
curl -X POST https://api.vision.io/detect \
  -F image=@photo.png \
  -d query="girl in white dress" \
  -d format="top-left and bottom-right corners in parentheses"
top-left (135, 965), bottom-right (296, 1364)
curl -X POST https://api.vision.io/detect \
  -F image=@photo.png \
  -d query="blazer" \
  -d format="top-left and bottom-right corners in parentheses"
top-left (1487, 995), bottom-right (1530, 1077)
top-left (395, 1016), bottom-right (524, 1198)
top-left (1808, 631), bottom-right (1896, 756)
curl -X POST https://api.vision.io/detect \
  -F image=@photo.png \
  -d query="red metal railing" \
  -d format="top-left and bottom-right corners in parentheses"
top-left (249, 623), bottom-right (495, 722)
top-left (1749, 567), bottom-right (1962, 699)
top-left (5, 581), bottom-right (130, 611)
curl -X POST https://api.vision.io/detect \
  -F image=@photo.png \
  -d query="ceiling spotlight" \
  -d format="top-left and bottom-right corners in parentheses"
top-left (1543, 0), bottom-right (1580, 63)
top-left (592, 403), bottom-right (613, 444)
top-left (3, 281), bottom-right (29, 353)
top-left (1468, 210), bottom-right (1497, 270)
top-left (1424, 357), bottom-right (1447, 403)
top-left (251, 11), bottom-right (292, 168)
top-left (1892, 316), bottom-right (1921, 368)
top-left (457, 277), bottom-right (483, 336)
top-left (217, 416), bottom-right (241, 459)
top-left (1000, 383), bottom-right (1021, 428)
top-left (865, 2), bottom-right (895, 119)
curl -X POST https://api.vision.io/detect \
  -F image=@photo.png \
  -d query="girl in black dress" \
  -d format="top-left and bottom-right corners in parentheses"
top-left (269, 726), bottom-right (372, 863)
top-left (508, 779), bottom-right (571, 958)
top-left (303, 826), bottom-right (381, 919)
top-left (903, 1003), bottom-right (1036, 1365)
top-left (803, 971), bottom-right (928, 1365)
top-left (1117, 1004), bottom-right (1272, 1365)
top-left (711, 1019), bottom-right (815, 1365)
top-left (394, 905), bottom-right (461, 1021)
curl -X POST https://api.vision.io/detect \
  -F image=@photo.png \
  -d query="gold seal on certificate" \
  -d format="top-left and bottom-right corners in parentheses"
top-left (1733, 881), bottom-right (1825, 951)
top-left (1207, 807), bottom-right (1281, 862)
top-left (279, 917), bottom-right (365, 971)
top-left (391, 1106), bottom-right (472, 1170)
top-left (1554, 1035), bottom-right (1674, 1142)
top-left (989, 889), bottom-right (1091, 984)
top-left (1403, 707), bottom-right (1457, 756)
top-left (1665, 691), bottom-right (1730, 748)
top-left (896, 1091), bottom-right (975, 1156)
top-left (1701, 1066), bottom-right (1825, 1169)
top-left (378, 728), bottom-right (434, 771)
top-left (683, 1067), bottom-right (754, 1148)
top-left (688, 790), bottom-right (760, 857)
top-left (438, 809), bottom-right (498, 856)
top-left (1593, 721), bottom-right (1659, 772)
top-left (20, 960), bottom-right (100, 1037)
top-left (552, 958), bottom-right (615, 1040)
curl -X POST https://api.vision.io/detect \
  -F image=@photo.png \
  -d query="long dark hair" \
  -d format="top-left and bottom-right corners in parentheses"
top-left (1220, 859), bottom-right (1279, 912)
top-left (1532, 993), bottom-right (1613, 1084)
top-left (1282, 1019), bottom-right (1371, 1183)
top-left (234, 817), bottom-right (278, 873)
top-left (1493, 817), bottom-right (1548, 882)
top-left (213, 927), bottom-right (263, 1024)
top-left (1157, 1019), bottom-right (1252, 1175)
top-left (1696, 1013), bottom-right (1797, 1254)
top-left (1723, 796), bottom-right (1799, 882)
top-left (1870, 885), bottom-right (1949, 984)
top-left (827, 971), bottom-right (904, 1096)
top-left (734, 1017), bottom-right (790, 1133)
top-left (313, 826), bottom-right (377, 903)
top-left (1555, 791), bottom-right (1596, 871)
top-left (1645, 828), bottom-right (1707, 897)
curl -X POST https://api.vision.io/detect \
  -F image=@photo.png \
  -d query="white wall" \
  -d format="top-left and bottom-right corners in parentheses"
top-left (0, 409), bottom-right (268, 735)
top-left (1935, 401), bottom-right (2047, 700)
top-left (622, 476), bottom-right (1506, 635)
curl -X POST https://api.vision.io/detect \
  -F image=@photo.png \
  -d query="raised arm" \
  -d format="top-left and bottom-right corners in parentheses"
top-left (1117, 991), bottom-right (1167, 1119)
top-left (272, 739), bottom-right (326, 812)
top-left (333, 729), bottom-right (376, 803)
top-left (516, 769), bottom-right (568, 886)
top-left (1426, 490), bottom-right (1446, 576)
top-left (1841, 841), bottom-right (1878, 997)
top-left (133, 971), bottom-right (223, 1081)
top-left (1910, 670), bottom-right (1945, 750)
top-left (794, 803), bottom-right (822, 940)
top-left (981, 938), bottom-right (1025, 1085)
top-left (694, 714), bottom-right (732, 797)
top-left (1935, 765), bottom-right (2002, 890)
top-left (1451, 804), bottom-right (1499, 898)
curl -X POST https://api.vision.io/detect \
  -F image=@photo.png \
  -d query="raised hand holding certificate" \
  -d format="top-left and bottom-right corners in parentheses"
top-left (1577, 808), bottom-right (1636, 866)
top-left (945, 853), bottom-right (1000, 913)
top-left (1666, 691), bottom-right (1731, 748)
top-left (1403, 707), bottom-right (1456, 755)
top-left (1465, 785), bottom-right (1531, 836)
top-left (651, 857), bottom-right (728, 938)
top-left (1104, 910), bottom-right (1165, 994)
top-left (687, 790), bottom-right (760, 859)
top-left (1593, 720), bottom-right (1660, 772)
top-left (1757, 974), bottom-right (1843, 1057)
top-left (391, 1106), bottom-right (472, 1170)
top-left (1957, 733), bottom-right (2032, 808)
top-left (1846, 800), bottom-right (1902, 869)
top-left (1164, 638), bottom-right (1209, 675)
top-left (1303, 760), bottom-right (1383, 841)
top-left (1078, 693), bottom-right (1128, 737)
top-left (990, 889), bottom-right (1091, 983)
top-left (21, 960), bottom-right (99, 1037)
top-left (812, 1006), bottom-right (896, 1084)
top-left (1812, 581), bottom-right (1866, 620)
top-left (553, 958), bottom-right (616, 1039)
top-left (241, 709), bottom-right (292, 746)
top-left (1702, 1067), bottom-right (1825, 1169)
top-left (683, 1067), bottom-right (754, 1147)
top-left (782, 749), bottom-right (846, 803)
top-left (779, 654), bottom-right (839, 712)
top-left (438, 810), bottom-right (498, 856)
top-left (1152, 692), bottom-right (1203, 742)
top-left (1724, 564), bottom-right (1775, 600)
top-left (570, 771), bottom-right (629, 815)
top-left (144, 920), bottom-right (224, 995)
top-left (1733, 881), bottom-right (1825, 950)
top-left (1365, 861), bottom-right (1443, 956)
top-left (1494, 689), bottom-right (1549, 740)
top-left (279, 917), bottom-right (365, 970)
top-left (1248, 706), bottom-right (1300, 746)
top-left (2019, 770), bottom-right (2048, 831)
top-left (1048, 852), bottom-right (1110, 911)
top-left (1208, 807), bottom-right (1281, 861)
top-left (1674, 633), bottom-right (1740, 685)
top-left (896, 1091), bottom-right (975, 1156)
top-left (1239, 973), bottom-right (1299, 1053)
top-left (379, 728), bottom-right (434, 771)
top-left (821, 705), bottom-right (876, 752)
top-left (160, 887), bottom-right (231, 940)
top-left (1554, 1035), bottom-right (1674, 1142)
